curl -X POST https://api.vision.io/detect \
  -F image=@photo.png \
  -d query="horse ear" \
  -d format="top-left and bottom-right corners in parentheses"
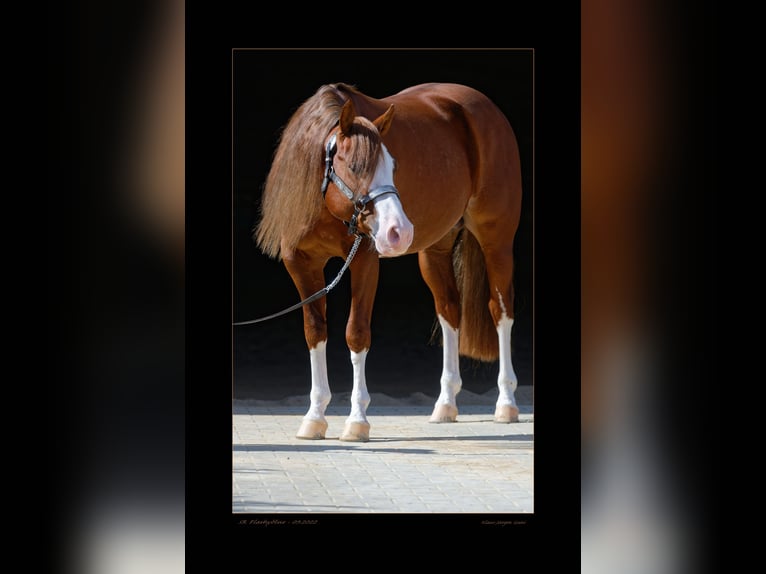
top-left (339, 99), bottom-right (356, 135)
top-left (373, 104), bottom-right (395, 137)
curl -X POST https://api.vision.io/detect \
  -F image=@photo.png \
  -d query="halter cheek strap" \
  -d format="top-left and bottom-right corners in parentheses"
top-left (321, 134), bottom-right (354, 200)
top-left (321, 133), bottom-right (400, 237)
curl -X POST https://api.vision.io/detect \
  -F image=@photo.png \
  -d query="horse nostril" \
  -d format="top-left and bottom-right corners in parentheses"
top-left (387, 227), bottom-right (400, 245)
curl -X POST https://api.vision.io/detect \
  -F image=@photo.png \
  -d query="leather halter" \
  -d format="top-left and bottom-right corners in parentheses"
top-left (320, 133), bottom-right (400, 237)
top-left (232, 131), bottom-right (398, 326)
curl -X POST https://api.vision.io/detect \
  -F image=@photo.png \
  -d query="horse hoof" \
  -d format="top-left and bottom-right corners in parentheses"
top-left (339, 421), bottom-right (370, 442)
top-left (494, 405), bottom-right (519, 423)
top-left (296, 419), bottom-right (328, 440)
top-left (429, 404), bottom-right (458, 423)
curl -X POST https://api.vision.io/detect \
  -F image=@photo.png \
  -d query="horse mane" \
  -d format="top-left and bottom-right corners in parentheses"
top-left (254, 83), bottom-right (360, 259)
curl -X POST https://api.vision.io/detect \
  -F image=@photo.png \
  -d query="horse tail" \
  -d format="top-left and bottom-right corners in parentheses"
top-left (454, 229), bottom-right (499, 361)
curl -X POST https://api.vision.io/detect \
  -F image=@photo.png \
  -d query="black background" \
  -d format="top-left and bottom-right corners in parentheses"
top-left (232, 50), bottom-right (535, 400)
top-left (185, 16), bottom-right (582, 541)
top-left (187, 39), bottom-right (579, 552)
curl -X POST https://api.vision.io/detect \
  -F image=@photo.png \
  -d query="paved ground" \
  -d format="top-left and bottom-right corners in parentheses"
top-left (232, 386), bottom-right (533, 514)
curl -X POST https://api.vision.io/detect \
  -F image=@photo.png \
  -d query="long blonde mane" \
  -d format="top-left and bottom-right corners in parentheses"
top-left (255, 83), bottom-right (355, 259)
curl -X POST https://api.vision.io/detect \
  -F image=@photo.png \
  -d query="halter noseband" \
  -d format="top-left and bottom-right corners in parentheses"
top-left (320, 133), bottom-right (400, 237)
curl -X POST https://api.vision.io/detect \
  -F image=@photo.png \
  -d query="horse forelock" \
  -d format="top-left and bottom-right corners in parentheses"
top-left (339, 117), bottom-right (384, 199)
top-left (254, 85), bottom-right (347, 259)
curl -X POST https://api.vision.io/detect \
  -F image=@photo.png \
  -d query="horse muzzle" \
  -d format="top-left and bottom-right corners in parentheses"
top-left (373, 219), bottom-right (414, 257)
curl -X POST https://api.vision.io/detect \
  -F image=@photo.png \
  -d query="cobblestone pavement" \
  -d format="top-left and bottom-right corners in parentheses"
top-left (233, 388), bottom-right (533, 514)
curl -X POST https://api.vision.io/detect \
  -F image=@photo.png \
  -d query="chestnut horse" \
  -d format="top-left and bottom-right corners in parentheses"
top-left (253, 83), bottom-right (523, 442)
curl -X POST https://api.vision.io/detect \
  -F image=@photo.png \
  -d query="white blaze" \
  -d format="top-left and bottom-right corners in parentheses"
top-left (367, 145), bottom-right (413, 256)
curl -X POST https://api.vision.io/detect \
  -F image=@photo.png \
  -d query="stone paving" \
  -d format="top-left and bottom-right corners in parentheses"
top-left (232, 387), bottom-right (533, 514)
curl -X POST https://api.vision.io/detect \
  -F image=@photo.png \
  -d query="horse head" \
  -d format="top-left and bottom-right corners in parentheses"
top-left (323, 99), bottom-right (414, 257)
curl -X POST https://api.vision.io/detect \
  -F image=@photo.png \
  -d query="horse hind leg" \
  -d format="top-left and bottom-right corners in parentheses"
top-left (479, 242), bottom-right (521, 423)
top-left (430, 315), bottom-right (461, 423)
top-left (493, 312), bottom-right (520, 423)
top-left (458, 217), bottom-right (522, 422)
top-left (418, 230), bottom-right (463, 423)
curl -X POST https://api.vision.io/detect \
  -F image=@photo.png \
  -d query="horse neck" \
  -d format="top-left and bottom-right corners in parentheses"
top-left (338, 87), bottom-right (388, 124)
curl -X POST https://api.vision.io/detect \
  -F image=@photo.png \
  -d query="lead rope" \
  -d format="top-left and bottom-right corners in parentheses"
top-left (232, 234), bottom-right (362, 326)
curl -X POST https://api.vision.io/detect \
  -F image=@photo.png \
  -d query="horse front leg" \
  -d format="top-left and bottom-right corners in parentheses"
top-left (283, 250), bottom-right (332, 439)
top-left (340, 248), bottom-right (380, 442)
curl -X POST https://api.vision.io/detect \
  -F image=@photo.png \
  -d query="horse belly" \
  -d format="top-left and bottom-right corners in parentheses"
top-left (382, 104), bottom-right (476, 254)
